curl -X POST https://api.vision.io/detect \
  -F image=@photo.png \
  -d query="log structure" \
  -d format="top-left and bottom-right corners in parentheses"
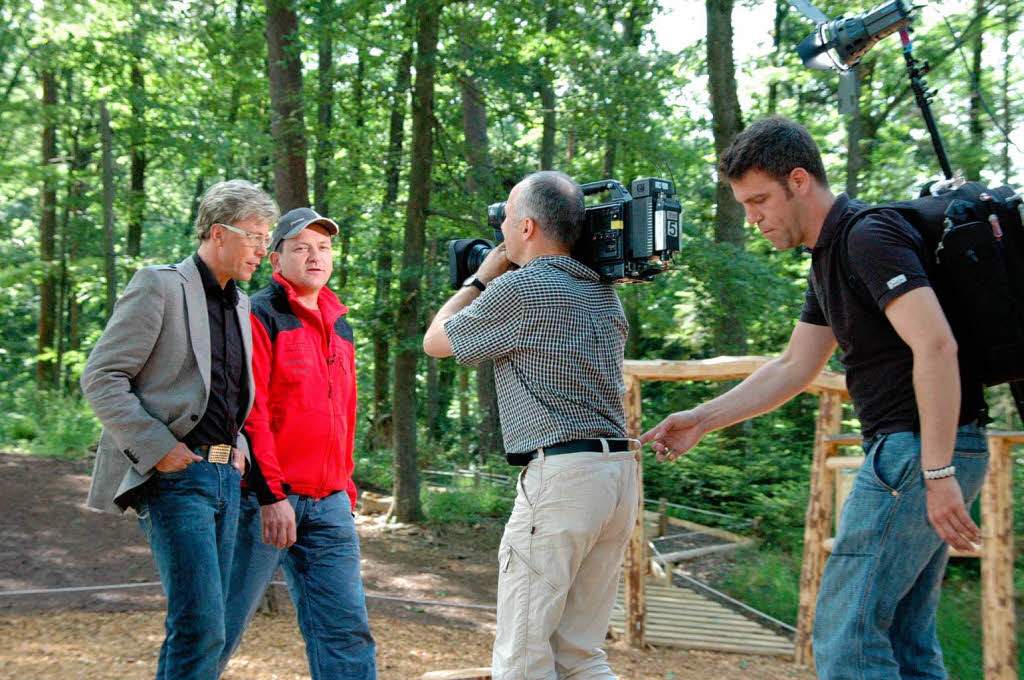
top-left (620, 357), bottom-right (1019, 679)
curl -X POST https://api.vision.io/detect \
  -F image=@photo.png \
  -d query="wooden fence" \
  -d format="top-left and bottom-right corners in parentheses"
top-left (621, 357), bottom-right (1019, 678)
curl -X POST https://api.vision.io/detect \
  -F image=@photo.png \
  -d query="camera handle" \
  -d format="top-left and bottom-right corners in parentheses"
top-left (900, 29), bottom-right (954, 180)
top-left (580, 179), bottom-right (632, 202)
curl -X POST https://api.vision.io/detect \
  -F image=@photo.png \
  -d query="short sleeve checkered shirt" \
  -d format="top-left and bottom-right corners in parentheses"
top-left (444, 255), bottom-right (628, 455)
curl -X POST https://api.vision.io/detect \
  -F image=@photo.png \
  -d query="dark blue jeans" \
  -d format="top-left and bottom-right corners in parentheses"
top-left (137, 460), bottom-right (241, 680)
top-left (813, 424), bottom-right (989, 679)
top-left (219, 491), bottom-right (377, 680)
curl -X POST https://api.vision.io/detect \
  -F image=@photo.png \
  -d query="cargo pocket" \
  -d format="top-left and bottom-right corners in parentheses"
top-left (501, 543), bottom-right (557, 592)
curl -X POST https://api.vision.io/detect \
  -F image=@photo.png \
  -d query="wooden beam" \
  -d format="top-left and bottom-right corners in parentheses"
top-left (822, 537), bottom-right (979, 559)
top-left (641, 511), bottom-right (751, 544)
top-left (419, 669), bottom-right (491, 680)
top-left (651, 539), bottom-right (753, 564)
top-left (795, 390), bottom-right (843, 666)
top-left (623, 374), bottom-right (646, 648)
top-left (824, 433), bottom-right (863, 446)
top-left (985, 430), bottom-right (1024, 444)
top-left (825, 456), bottom-right (865, 470)
top-left (623, 357), bottom-right (848, 398)
top-left (981, 435), bottom-right (1018, 680)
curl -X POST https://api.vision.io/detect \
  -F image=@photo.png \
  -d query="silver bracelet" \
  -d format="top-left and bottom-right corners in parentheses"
top-left (922, 465), bottom-right (956, 480)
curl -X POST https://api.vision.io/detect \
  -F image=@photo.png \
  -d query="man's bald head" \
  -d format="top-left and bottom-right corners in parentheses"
top-left (513, 171), bottom-right (585, 250)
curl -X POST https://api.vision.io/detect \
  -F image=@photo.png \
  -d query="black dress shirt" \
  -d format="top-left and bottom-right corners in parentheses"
top-left (183, 254), bottom-right (248, 449)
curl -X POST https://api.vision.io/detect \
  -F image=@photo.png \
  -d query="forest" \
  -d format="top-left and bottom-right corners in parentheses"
top-left (1, 0), bottom-right (1022, 675)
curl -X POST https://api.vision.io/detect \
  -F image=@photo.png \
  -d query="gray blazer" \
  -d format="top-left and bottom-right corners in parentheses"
top-left (81, 254), bottom-right (255, 514)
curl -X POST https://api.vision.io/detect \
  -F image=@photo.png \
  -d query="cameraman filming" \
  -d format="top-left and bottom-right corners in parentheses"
top-left (642, 116), bottom-right (988, 679)
top-left (424, 171), bottom-right (639, 680)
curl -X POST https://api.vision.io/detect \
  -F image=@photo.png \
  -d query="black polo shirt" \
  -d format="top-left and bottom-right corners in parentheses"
top-left (800, 194), bottom-right (985, 439)
top-left (183, 254), bottom-right (248, 449)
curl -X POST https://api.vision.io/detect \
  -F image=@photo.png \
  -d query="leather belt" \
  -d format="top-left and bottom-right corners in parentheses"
top-left (527, 438), bottom-right (634, 461)
top-left (194, 444), bottom-right (233, 464)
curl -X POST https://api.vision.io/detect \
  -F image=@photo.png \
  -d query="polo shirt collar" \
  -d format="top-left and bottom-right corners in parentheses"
top-left (811, 193), bottom-right (852, 251)
top-left (523, 255), bottom-right (600, 281)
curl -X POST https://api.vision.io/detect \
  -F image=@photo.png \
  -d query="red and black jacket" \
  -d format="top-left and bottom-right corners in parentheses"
top-left (244, 272), bottom-right (358, 507)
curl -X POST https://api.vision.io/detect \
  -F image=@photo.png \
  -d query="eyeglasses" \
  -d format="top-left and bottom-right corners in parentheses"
top-left (215, 223), bottom-right (272, 249)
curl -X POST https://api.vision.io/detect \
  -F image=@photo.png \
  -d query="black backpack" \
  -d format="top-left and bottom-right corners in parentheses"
top-left (841, 182), bottom-right (1024, 414)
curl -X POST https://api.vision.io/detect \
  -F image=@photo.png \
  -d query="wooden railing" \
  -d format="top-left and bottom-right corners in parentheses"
top-left (622, 357), bottom-right (1019, 679)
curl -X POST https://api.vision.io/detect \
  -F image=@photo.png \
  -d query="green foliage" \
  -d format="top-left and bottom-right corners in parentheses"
top-left (2, 0), bottom-right (1022, 572)
top-left (352, 447), bottom-right (395, 495)
top-left (721, 547), bottom-right (1024, 680)
top-left (719, 547), bottom-right (802, 625)
top-left (0, 385), bottom-right (99, 459)
top-left (422, 484), bottom-right (512, 525)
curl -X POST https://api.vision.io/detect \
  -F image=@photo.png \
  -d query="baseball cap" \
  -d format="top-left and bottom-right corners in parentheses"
top-left (270, 207), bottom-right (340, 252)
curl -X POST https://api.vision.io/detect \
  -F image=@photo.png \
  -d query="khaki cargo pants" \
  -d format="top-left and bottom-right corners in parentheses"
top-left (491, 444), bottom-right (639, 680)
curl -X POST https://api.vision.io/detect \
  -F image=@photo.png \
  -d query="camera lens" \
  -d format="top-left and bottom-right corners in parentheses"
top-left (448, 238), bottom-right (494, 289)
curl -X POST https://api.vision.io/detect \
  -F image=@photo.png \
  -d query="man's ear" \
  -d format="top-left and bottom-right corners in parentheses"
top-left (788, 167), bottom-right (812, 196)
top-left (209, 223), bottom-right (225, 245)
top-left (269, 251), bottom-right (281, 273)
top-left (521, 216), bottom-right (538, 240)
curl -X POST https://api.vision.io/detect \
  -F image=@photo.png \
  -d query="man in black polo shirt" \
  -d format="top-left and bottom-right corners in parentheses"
top-left (82, 179), bottom-right (278, 679)
top-left (641, 117), bottom-right (988, 679)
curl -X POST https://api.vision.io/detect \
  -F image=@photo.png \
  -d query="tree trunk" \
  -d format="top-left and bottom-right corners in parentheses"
top-left (266, 0), bottom-right (309, 211)
top-left (624, 286), bottom-right (641, 358)
top-left (100, 102), bottom-right (117, 317)
top-left (460, 42), bottom-right (489, 195)
top-left (64, 126), bottom-right (90, 394)
top-left (37, 67), bottom-right (58, 391)
top-left (1001, 1), bottom-right (1015, 184)
top-left (314, 0), bottom-right (334, 217)
top-left (539, 81), bottom-right (556, 170)
top-left (706, 0), bottom-right (746, 356)
top-left (767, 0), bottom-right (786, 114)
top-left (425, 237), bottom-right (442, 442)
top-left (538, 7), bottom-right (558, 171)
top-left (225, 0), bottom-right (247, 175)
top-left (187, 175), bottom-right (205, 238)
top-left (459, 366), bottom-right (472, 459)
top-left (127, 64), bottom-right (145, 258)
top-left (459, 35), bottom-right (502, 459)
top-left (372, 45), bottom-right (412, 447)
top-left (336, 45), bottom-right (364, 291)
top-left (845, 109), bottom-right (864, 198)
top-left (476, 362), bottom-right (501, 459)
top-left (964, 0), bottom-right (986, 180)
top-left (602, 137), bottom-right (615, 179)
top-left (392, 0), bottom-right (441, 523)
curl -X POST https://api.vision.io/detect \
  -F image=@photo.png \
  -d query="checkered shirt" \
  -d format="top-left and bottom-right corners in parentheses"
top-left (444, 255), bottom-right (628, 454)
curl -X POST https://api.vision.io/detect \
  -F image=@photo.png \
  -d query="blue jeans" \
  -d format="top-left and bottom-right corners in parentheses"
top-left (219, 491), bottom-right (376, 680)
top-left (137, 460), bottom-right (241, 680)
top-left (813, 424), bottom-right (989, 679)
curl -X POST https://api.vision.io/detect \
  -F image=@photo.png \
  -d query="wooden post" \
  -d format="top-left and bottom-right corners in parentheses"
top-left (623, 374), bottom-right (646, 648)
top-left (794, 389), bottom-right (843, 666)
top-left (657, 498), bottom-right (668, 538)
top-left (981, 434), bottom-right (1017, 680)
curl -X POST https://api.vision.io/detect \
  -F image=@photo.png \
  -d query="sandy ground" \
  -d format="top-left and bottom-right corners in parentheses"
top-left (0, 452), bottom-right (813, 679)
top-left (0, 610), bottom-right (813, 680)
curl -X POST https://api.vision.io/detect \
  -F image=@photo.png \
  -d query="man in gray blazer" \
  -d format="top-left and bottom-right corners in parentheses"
top-left (81, 179), bottom-right (278, 680)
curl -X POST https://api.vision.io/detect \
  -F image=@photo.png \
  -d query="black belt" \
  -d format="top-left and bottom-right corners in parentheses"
top-left (194, 444), bottom-right (233, 464)
top-left (527, 438), bottom-right (634, 461)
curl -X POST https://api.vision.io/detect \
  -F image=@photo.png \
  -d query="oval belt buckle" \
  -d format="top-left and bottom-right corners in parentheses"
top-left (208, 444), bottom-right (232, 464)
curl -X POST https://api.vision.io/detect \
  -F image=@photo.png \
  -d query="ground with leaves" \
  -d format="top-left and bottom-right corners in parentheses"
top-left (0, 453), bottom-right (812, 679)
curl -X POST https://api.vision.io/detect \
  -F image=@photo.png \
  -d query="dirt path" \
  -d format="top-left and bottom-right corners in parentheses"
top-left (0, 453), bottom-right (812, 679)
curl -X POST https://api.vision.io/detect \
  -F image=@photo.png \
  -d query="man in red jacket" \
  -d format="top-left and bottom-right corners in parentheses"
top-left (218, 208), bottom-right (376, 680)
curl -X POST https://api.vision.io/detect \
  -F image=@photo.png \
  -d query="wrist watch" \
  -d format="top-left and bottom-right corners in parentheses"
top-left (462, 275), bottom-right (486, 292)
